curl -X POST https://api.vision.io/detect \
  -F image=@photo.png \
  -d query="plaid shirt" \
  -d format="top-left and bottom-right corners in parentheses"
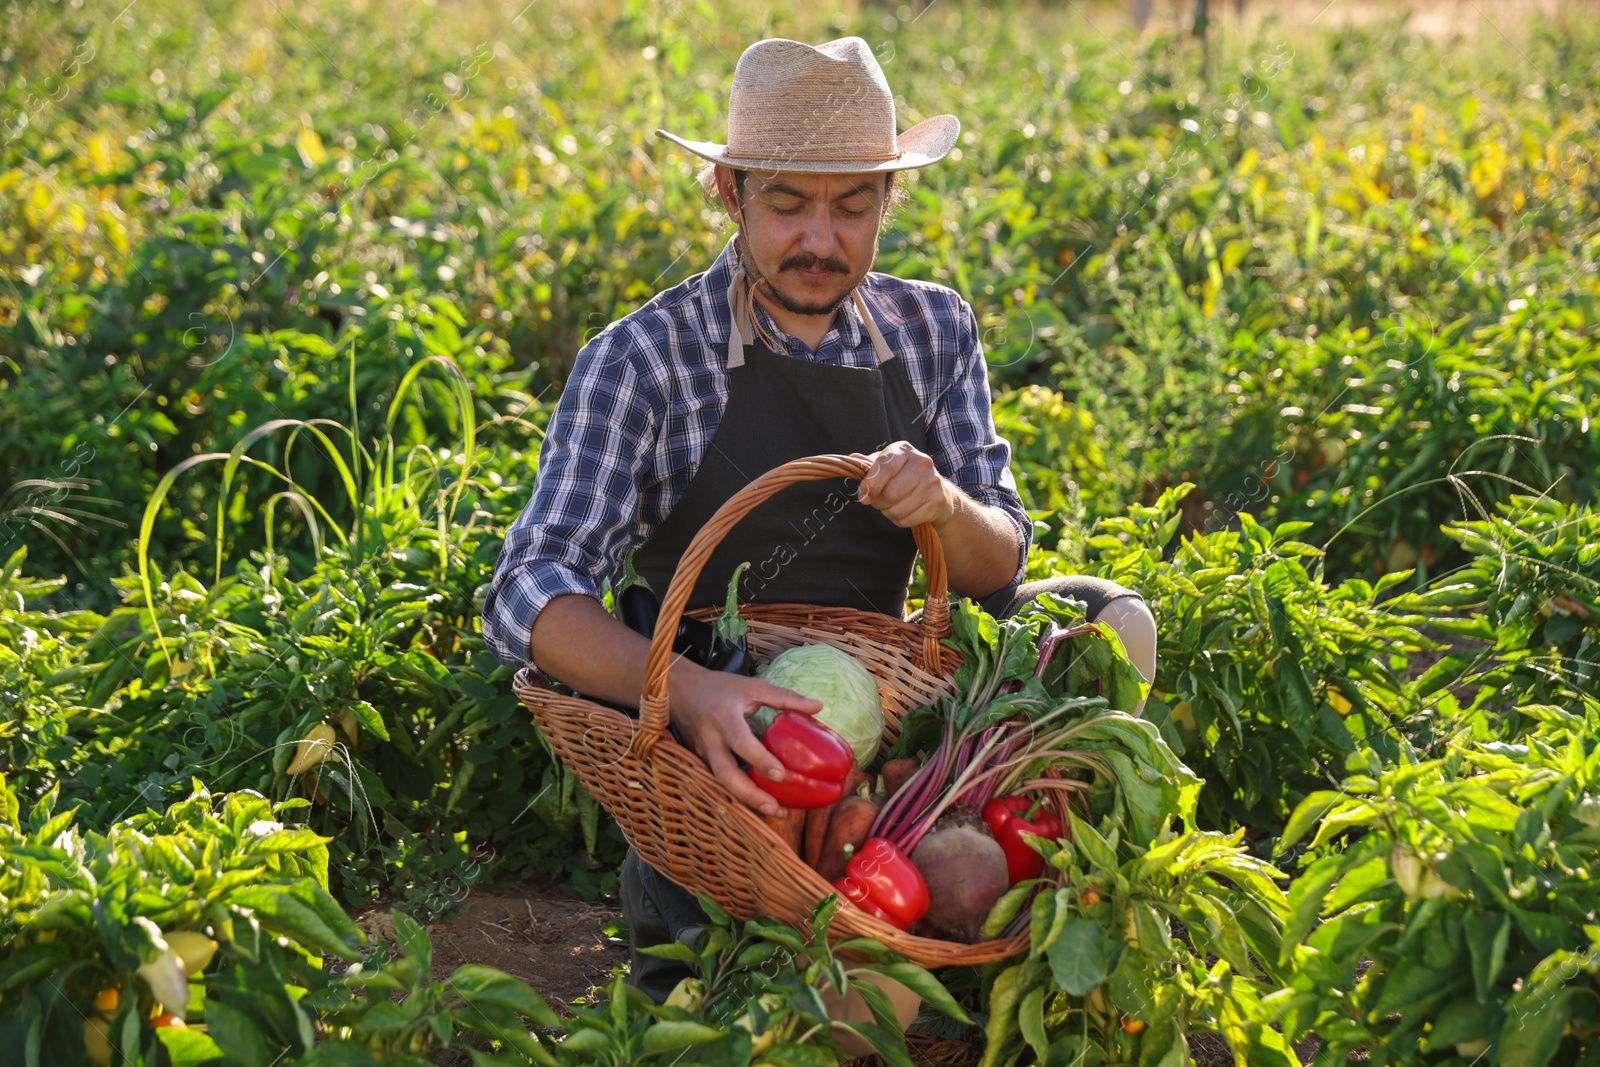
top-left (482, 237), bottom-right (1031, 670)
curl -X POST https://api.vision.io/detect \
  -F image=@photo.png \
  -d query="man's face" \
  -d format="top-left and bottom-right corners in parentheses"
top-left (718, 167), bottom-right (890, 317)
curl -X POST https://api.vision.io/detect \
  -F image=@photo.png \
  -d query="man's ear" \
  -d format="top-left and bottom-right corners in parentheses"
top-left (715, 165), bottom-right (742, 222)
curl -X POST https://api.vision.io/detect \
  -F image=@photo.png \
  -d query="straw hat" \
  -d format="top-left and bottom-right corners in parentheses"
top-left (657, 37), bottom-right (959, 174)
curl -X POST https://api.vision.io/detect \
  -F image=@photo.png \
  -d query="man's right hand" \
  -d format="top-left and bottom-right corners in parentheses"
top-left (528, 594), bottom-right (824, 816)
top-left (667, 663), bottom-right (824, 816)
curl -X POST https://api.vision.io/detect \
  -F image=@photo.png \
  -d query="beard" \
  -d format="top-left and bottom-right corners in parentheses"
top-left (739, 233), bottom-right (865, 316)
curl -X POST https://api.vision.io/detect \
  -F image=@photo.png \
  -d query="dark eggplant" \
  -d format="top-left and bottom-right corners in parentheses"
top-left (669, 615), bottom-right (715, 665)
top-left (617, 584), bottom-right (660, 637)
top-left (706, 637), bottom-right (754, 676)
top-left (614, 582), bottom-right (720, 667)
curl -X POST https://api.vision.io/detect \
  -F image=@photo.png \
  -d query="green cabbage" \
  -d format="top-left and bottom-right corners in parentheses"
top-left (758, 643), bottom-right (884, 768)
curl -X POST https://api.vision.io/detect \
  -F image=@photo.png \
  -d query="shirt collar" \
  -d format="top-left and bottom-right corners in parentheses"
top-left (705, 237), bottom-right (869, 356)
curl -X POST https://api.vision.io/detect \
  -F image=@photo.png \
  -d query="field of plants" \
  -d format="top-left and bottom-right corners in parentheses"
top-left (2, 0), bottom-right (1598, 1063)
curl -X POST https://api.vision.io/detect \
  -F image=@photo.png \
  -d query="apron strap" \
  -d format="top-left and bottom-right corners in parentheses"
top-left (852, 290), bottom-right (895, 366)
top-left (726, 265), bottom-right (752, 369)
top-left (725, 266), bottom-right (898, 369)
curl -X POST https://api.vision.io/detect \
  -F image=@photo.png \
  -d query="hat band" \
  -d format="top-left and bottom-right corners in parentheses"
top-left (723, 141), bottom-right (904, 164)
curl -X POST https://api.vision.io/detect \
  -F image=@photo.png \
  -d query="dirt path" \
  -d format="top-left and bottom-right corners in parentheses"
top-left (348, 881), bottom-right (627, 1014)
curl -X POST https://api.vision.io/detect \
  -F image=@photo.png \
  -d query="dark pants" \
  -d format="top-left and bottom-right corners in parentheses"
top-left (620, 575), bottom-right (1145, 1001)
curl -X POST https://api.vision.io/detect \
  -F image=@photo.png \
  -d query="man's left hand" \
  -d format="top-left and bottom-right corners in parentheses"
top-left (851, 442), bottom-right (956, 528)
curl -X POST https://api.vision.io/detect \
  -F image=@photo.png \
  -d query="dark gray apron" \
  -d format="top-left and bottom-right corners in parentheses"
top-left (632, 267), bottom-right (928, 619)
top-left (622, 267), bottom-right (933, 1001)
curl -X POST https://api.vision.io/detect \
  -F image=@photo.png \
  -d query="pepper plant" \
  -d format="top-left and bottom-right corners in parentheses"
top-left (1086, 483), bottom-right (1433, 835)
top-left (1401, 495), bottom-right (1599, 714)
top-left (1267, 695), bottom-right (1600, 1065)
top-left (973, 811), bottom-right (1299, 1066)
top-left (0, 352), bottom-right (623, 911)
top-left (623, 893), bottom-right (969, 1067)
top-left (0, 776), bottom-right (366, 1067)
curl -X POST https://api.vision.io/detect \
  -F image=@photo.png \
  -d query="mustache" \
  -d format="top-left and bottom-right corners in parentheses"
top-left (779, 253), bottom-right (850, 274)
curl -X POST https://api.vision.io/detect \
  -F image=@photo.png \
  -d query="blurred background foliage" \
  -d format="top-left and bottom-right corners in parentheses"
top-left (3, 0), bottom-right (1596, 599)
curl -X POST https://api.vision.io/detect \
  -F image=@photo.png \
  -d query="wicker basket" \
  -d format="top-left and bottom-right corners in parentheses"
top-left (513, 454), bottom-right (1069, 968)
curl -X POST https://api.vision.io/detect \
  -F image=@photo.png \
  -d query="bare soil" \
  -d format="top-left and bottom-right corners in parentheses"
top-left (347, 880), bottom-right (627, 1014)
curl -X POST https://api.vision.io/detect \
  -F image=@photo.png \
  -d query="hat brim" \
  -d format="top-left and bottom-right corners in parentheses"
top-left (655, 114), bottom-right (959, 173)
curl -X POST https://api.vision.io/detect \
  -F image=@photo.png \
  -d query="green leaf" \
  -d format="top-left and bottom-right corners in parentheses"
top-left (1367, 959), bottom-right (1461, 1020)
top-left (448, 965), bottom-right (562, 1030)
top-left (204, 999), bottom-right (274, 1067)
top-left (229, 883), bottom-right (363, 958)
top-left (1108, 944), bottom-right (1153, 1015)
top-left (1131, 900), bottom-right (1175, 959)
top-left (1275, 659), bottom-right (1317, 744)
top-left (829, 938), bottom-right (899, 965)
top-left (1068, 811), bottom-right (1119, 873)
top-left (639, 1020), bottom-right (725, 1055)
top-left (1512, 910), bottom-right (1571, 956)
top-left (1029, 887), bottom-right (1063, 955)
top-left (637, 942), bottom-right (698, 963)
top-left (809, 893), bottom-right (840, 947)
top-left (347, 700), bottom-right (391, 742)
top-left (1136, 1018), bottom-right (1184, 1067)
top-left (157, 1026), bottom-right (225, 1067)
top-left (1422, 996), bottom-right (1498, 1051)
top-left (245, 827), bottom-right (329, 855)
top-left (759, 1042), bottom-right (842, 1067)
top-left (1046, 918), bottom-right (1109, 996)
top-left (693, 893), bottom-right (732, 927)
top-left (1282, 875), bottom-right (1340, 969)
top-left (1463, 910), bottom-right (1511, 1003)
top-left (0, 943), bottom-right (69, 992)
top-left (978, 962), bottom-right (1030, 1067)
top-left (559, 1027), bottom-right (616, 1054)
top-left (1499, 987), bottom-right (1571, 1067)
top-left (1323, 855), bottom-right (1392, 914)
top-left (868, 963), bottom-right (971, 1025)
top-left (399, 649), bottom-right (459, 691)
top-left (1018, 985), bottom-right (1048, 1062)
top-left (1278, 791), bottom-right (1347, 850)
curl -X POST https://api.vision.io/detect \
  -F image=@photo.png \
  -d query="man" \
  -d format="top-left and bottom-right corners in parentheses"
top-left (482, 36), bottom-right (1157, 1000)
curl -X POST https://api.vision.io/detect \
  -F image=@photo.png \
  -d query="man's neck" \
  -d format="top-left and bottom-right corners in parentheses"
top-left (751, 288), bottom-right (837, 353)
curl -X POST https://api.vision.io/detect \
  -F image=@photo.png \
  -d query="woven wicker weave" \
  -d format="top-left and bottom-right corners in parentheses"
top-left (512, 454), bottom-right (1065, 967)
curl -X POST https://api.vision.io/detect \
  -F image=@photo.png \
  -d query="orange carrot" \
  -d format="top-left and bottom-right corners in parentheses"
top-left (804, 768), bottom-right (869, 869)
top-left (881, 757), bottom-right (921, 800)
top-left (803, 804), bottom-right (832, 869)
top-left (762, 806), bottom-right (804, 853)
top-left (816, 791), bottom-right (883, 883)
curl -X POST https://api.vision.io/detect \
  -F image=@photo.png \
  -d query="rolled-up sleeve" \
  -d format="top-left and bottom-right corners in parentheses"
top-left (481, 331), bottom-right (657, 670)
top-left (927, 299), bottom-right (1032, 584)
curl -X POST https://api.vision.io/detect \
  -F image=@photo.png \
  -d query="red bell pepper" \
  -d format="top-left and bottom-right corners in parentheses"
top-left (750, 710), bottom-right (854, 810)
top-left (982, 795), bottom-right (1063, 885)
top-left (832, 837), bottom-right (929, 929)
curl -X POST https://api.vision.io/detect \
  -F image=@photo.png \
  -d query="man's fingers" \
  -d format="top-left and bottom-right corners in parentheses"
top-left (857, 449), bottom-right (900, 501)
top-left (887, 490), bottom-right (938, 526)
top-left (861, 448), bottom-right (923, 507)
top-left (707, 745), bottom-right (779, 815)
top-left (880, 452), bottom-right (935, 503)
top-left (730, 725), bottom-right (786, 782)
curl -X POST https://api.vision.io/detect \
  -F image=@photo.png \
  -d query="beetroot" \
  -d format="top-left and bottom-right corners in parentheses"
top-left (909, 811), bottom-right (1010, 943)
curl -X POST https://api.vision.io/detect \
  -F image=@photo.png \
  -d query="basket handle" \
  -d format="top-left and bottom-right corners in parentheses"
top-left (635, 454), bottom-right (951, 754)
